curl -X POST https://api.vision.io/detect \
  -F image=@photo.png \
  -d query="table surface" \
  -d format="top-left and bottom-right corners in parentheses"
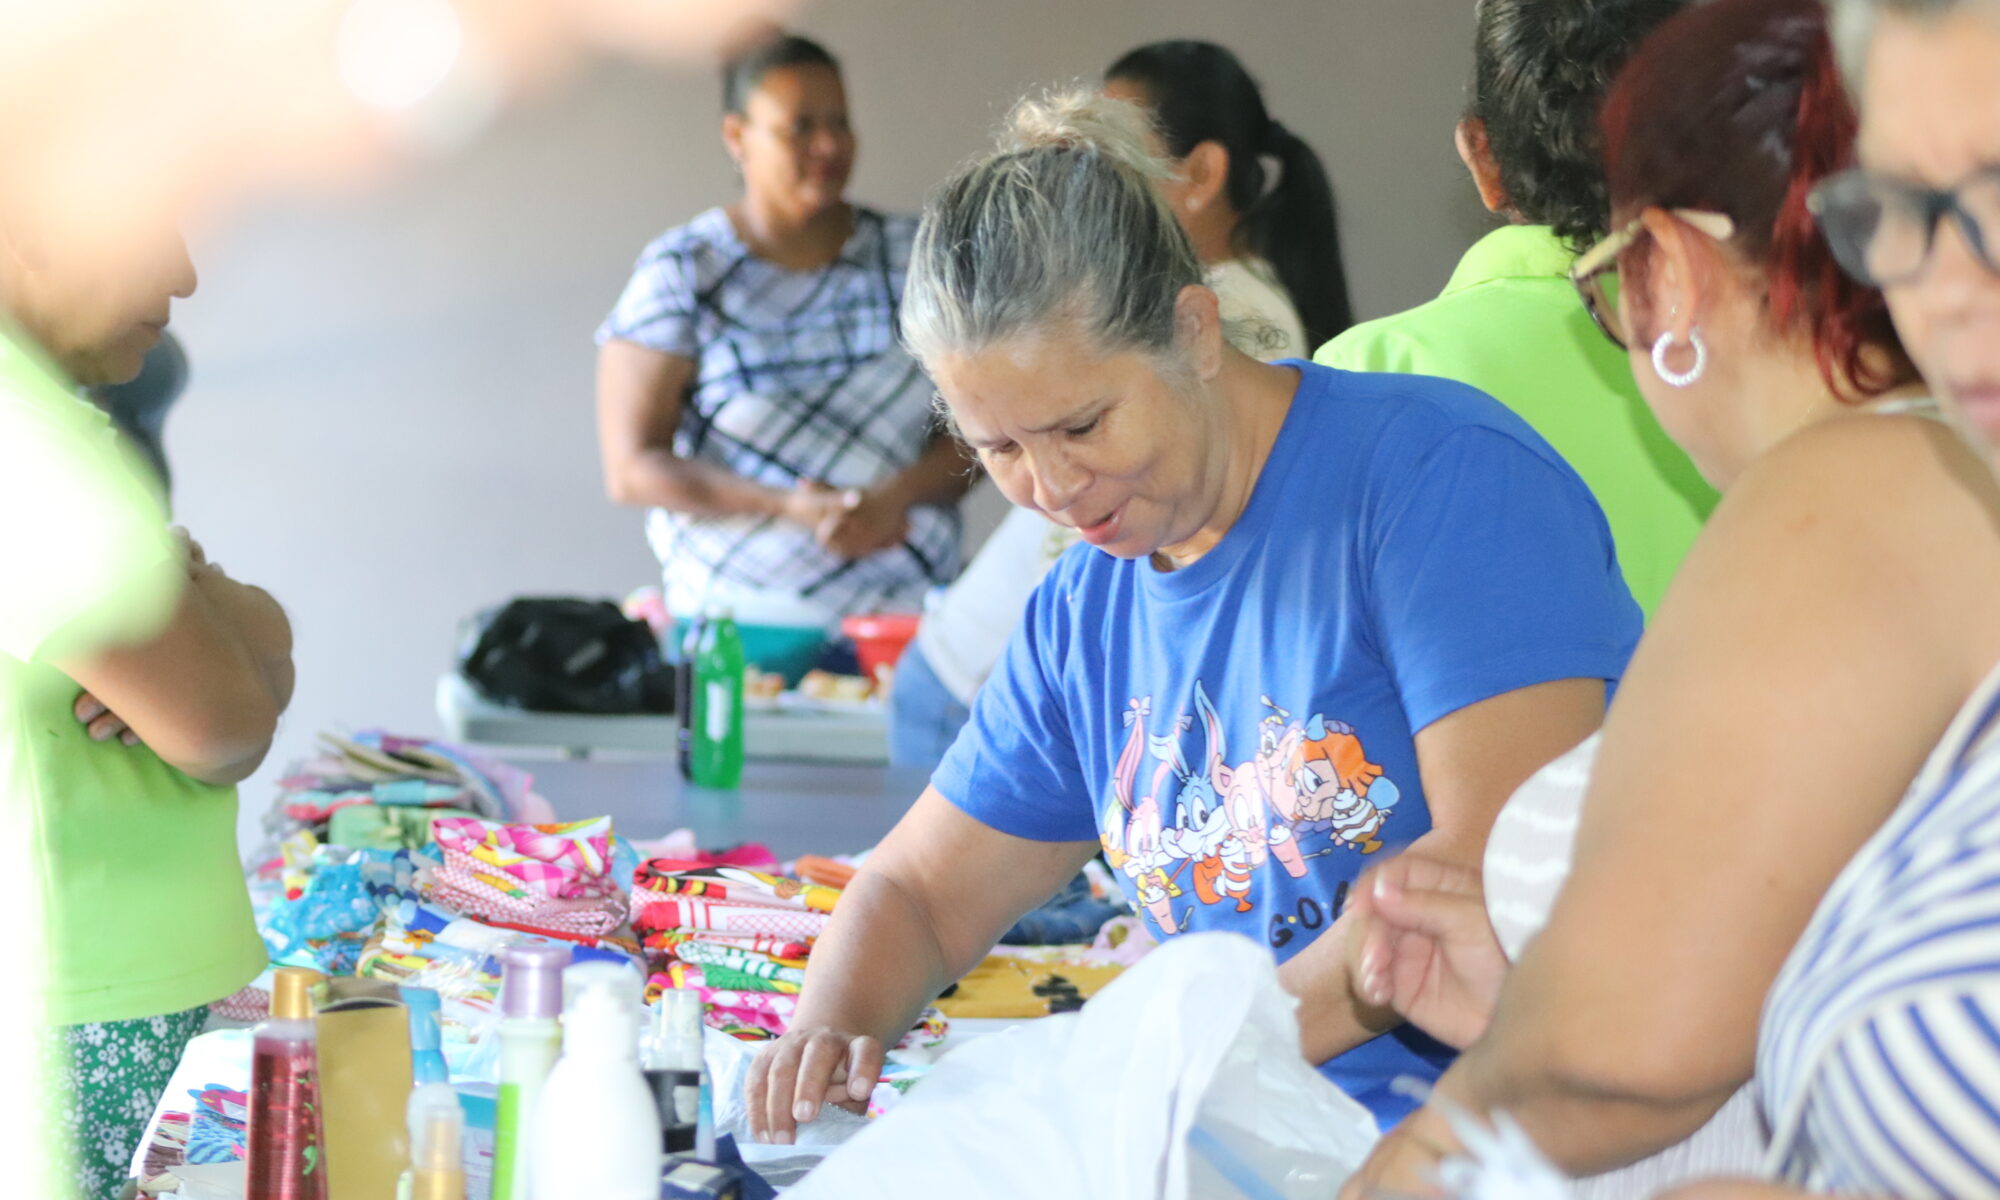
top-left (519, 756), bottom-right (933, 859)
top-left (437, 672), bottom-right (889, 764)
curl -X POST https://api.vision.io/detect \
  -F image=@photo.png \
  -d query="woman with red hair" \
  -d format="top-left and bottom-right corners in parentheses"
top-left (1338, 0), bottom-right (2000, 1193)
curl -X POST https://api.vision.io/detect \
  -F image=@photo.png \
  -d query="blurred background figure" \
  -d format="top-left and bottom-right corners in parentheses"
top-left (595, 32), bottom-right (977, 631)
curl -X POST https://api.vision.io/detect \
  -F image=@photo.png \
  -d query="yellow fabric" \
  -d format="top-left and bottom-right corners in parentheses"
top-left (933, 955), bottom-right (1126, 1020)
top-left (0, 324), bottom-right (263, 1026)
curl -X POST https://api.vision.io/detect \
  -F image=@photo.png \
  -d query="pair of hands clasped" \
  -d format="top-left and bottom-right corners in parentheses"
top-left (780, 480), bottom-right (910, 561)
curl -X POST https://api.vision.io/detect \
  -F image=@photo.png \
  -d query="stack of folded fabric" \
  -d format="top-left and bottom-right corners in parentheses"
top-left (183, 1086), bottom-right (249, 1166)
top-left (354, 816), bottom-right (645, 1077)
top-left (430, 816), bottom-right (629, 938)
top-left (632, 862), bottom-right (946, 1051)
top-left (253, 730), bottom-right (553, 863)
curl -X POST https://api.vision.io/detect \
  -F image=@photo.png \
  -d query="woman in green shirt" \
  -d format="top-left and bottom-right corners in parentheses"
top-left (1316, 0), bottom-right (1715, 617)
top-left (0, 214), bottom-right (294, 1198)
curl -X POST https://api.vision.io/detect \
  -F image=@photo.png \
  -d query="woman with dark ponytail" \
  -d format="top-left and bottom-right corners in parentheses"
top-left (1104, 40), bottom-right (1351, 354)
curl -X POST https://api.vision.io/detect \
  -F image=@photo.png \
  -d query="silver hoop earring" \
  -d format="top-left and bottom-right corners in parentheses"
top-left (1651, 327), bottom-right (1708, 388)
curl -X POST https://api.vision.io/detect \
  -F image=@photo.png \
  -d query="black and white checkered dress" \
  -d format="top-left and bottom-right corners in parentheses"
top-left (598, 206), bottom-right (959, 618)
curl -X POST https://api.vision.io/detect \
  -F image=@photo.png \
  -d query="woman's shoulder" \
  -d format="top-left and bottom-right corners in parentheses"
top-left (1691, 405), bottom-right (2000, 633)
top-left (1731, 404), bottom-right (2000, 540)
top-left (634, 207), bottom-right (742, 269)
top-left (1293, 360), bottom-right (1580, 480)
top-left (853, 206), bottom-right (921, 266)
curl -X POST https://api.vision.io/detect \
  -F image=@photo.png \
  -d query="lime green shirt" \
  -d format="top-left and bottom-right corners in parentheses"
top-left (1316, 225), bottom-right (1717, 617)
top-left (0, 326), bottom-right (263, 1027)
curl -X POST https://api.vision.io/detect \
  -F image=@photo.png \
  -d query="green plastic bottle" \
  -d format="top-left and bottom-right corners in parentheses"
top-left (689, 606), bottom-right (745, 789)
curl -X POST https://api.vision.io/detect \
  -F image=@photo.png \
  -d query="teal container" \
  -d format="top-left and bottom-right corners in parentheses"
top-left (670, 618), bottom-right (824, 687)
top-left (690, 612), bottom-right (746, 790)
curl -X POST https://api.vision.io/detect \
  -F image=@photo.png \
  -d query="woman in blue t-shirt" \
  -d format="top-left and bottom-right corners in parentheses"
top-left (745, 90), bottom-right (1643, 1140)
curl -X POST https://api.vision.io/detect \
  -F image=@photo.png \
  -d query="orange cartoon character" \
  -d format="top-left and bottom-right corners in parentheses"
top-left (1287, 712), bottom-right (1400, 854)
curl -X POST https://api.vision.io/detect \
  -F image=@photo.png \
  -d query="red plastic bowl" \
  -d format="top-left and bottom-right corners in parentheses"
top-left (841, 613), bottom-right (922, 685)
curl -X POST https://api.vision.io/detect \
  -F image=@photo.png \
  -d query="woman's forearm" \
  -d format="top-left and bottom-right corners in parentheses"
top-left (608, 448), bottom-right (792, 520)
top-left (1279, 907), bottom-right (1403, 1064)
top-left (791, 867), bottom-right (969, 1044)
top-left (1441, 1018), bottom-right (1737, 1176)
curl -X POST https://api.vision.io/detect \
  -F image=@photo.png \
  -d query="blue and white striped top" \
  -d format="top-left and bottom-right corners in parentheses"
top-left (1759, 659), bottom-right (2000, 1196)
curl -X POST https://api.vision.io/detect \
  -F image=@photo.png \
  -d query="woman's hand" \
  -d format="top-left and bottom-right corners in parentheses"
top-left (1346, 854), bottom-right (1509, 1050)
top-left (814, 487), bottom-right (911, 559)
top-left (745, 1025), bottom-right (885, 1145)
top-left (1340, 1104), bottom-right (1459, 1200)
top-left (73, 691), bottom-right (141, 746)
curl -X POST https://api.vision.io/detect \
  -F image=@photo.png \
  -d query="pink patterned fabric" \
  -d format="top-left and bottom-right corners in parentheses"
top-left (431, 816), bottom-right (617, 899)
top-left (209, 986), bottom-right (270, 1024)
top-left (432, 849), bottom-right (625, 937)
top-left (629, 893), bottom-right (827, 941)
top-left (642, 930), bottom-right (813, 962)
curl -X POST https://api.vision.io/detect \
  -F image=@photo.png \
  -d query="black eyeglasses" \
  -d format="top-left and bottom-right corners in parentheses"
top-left (1569, 210), bottom-right (1736, 350)
top-left (1808, 165), bottom-right (2000, 287)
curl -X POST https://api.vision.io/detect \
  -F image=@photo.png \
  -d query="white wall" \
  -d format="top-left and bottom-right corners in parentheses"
top-left (168, 0), bottom-right (1491, 850)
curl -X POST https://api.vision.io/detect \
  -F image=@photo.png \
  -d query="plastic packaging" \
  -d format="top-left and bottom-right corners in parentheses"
top-left (527, 963), bottom-right (662, 1200)
top-left (246, 967), bottom-right (329, 1200)
top-left (490, 943), bottom-right (569, 1200)
top-left (786, 934), bottom-right (1380, 1200)
top-left (690, 607), bottom-right (745, 789)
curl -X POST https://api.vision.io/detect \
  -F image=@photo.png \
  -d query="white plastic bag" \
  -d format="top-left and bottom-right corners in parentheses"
top-left (788, 932), bottom-right (1380, 1200)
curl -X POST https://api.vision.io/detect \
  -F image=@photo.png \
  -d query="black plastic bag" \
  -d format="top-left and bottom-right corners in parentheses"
top-left (459, 597), bottom-right (676, 715)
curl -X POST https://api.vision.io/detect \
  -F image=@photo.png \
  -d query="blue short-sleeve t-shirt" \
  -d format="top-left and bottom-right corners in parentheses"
top-left (934, 360), bottom-right (1642, 1126)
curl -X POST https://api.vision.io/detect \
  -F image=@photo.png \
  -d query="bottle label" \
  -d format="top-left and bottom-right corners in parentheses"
top-left (493, 1081), bottom-right (524, 1200)
top-left (248, 1043), bottom-right (327, 1200)
top-left (705, 680), bottom-right (731, 742)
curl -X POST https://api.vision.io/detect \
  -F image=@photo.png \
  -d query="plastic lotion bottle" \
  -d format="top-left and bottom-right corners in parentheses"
top-left (404, 1084), bottom-right (467, 1200)
top-left (644, 990), bottom-right (706, 1155)
top-left (246, 966), bottom-right (328, 1200)
top-left (491, 942), bottom-right (570, 1200)
top-left (527, 963), bottom-right (663, 1200)
top-left (689, 605), bottom-right (745, 789)
top-left (397, 986), bottom-right (464, 1200)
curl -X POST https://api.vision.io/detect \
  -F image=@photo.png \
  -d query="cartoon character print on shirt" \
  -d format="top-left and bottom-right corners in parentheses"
top-left (1100, 697), bottom-right (1188, 933)
top-left (1101, 682), bottom-right (1404, 937)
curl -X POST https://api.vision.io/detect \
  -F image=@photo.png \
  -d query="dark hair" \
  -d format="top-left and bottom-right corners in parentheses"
top-left (721, 33), bottom-right (839, 116)
top-left (1105, 40), bottom-right (1352, 348)
top-left (1600, 0), bottom-right (1911, 399)
top-left (1470, 0), bottom-right (1685, 247)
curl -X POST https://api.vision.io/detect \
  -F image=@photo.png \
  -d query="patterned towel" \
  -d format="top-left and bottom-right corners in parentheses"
top-left (433, 817), bottom-right (619, 900)
top-left (642, 930), bottom-right (813, 962)
top-left (630, 894), bottom-right (828, 941)
top-left (633, 863), bottom-right (840, 913)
